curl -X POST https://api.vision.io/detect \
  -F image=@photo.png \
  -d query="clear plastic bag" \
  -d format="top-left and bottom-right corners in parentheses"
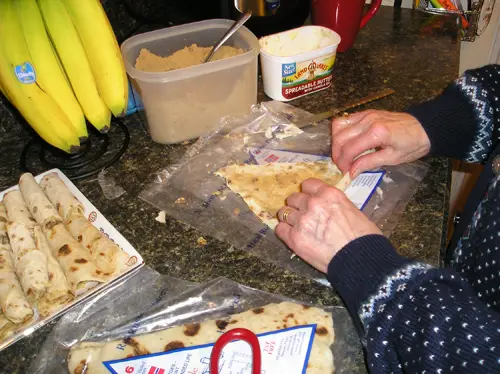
top-left (31, 273), bottom-right (361, 373)
top-left (140, 101), bottom-right (429, 286)
top-left (30, 266), bottom-right (197, 373)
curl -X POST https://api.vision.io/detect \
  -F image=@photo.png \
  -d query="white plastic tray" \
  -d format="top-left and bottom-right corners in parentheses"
top-left (0, 168), bottom-right (144, 351)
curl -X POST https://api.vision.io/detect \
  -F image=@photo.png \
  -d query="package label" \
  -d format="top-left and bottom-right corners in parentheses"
top-left (281, 54), bottom-right (336, 100)
top-left (248, 148), bottom-right (384, 210)
top-left (104, 324), bottom-right (317, 374)
top-left (344, 171), bottom-right (384, 210)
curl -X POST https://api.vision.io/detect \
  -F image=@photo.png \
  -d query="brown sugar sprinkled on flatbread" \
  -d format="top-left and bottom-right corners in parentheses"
top-left (215, 161), bottom-right (350, 229)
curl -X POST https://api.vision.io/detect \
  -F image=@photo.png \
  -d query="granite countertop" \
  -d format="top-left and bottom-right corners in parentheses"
top-left (0, 6), bottom-right (459, 373)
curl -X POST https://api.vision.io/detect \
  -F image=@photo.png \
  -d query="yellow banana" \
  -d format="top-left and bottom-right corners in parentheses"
top-left (62, 0), bottom-right (128, 117)
top-left (37, 0), bottom-right (111, 133)
top-left (0, 81), bottom-right (8, 100)
top-left (0, 0), bottom-right (80, 154)
top-left (16, 0), bottom-right (88, 141)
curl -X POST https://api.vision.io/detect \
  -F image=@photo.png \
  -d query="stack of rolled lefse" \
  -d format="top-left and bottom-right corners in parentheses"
top-left (0, 202), bottom-right (33, 339)
top-left (39, 172), bottom-right (131, 276)
top-left (3, 188), bottom-right (72, 318)
top-left (18, 173), bottom-right (113, 298)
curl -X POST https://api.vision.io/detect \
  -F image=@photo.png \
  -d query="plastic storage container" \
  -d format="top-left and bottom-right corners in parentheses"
top-left (259, 26), bottom-right (341, 102)
top-left (121, 20), bottom-right (260, 144)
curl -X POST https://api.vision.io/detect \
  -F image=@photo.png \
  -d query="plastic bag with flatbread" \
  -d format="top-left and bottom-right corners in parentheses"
top-left (30, 276), bottom-right (361, 374)
top-left (140, 101), bottom-right (428, 286)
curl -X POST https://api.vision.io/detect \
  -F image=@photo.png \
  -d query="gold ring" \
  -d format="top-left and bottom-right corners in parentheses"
top-left (282, 208), bottom-right (293, 224)
top-left (343, 112), bottom-right (351, 126)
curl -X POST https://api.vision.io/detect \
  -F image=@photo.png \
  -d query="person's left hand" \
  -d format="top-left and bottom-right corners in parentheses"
top-left (275, 179), bottom-right (382, 273)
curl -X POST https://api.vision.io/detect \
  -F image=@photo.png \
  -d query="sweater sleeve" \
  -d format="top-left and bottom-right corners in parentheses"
top-left (406, 64), bottom-right (500, 163)
top-left (327, 235), bottom-right (500, 373)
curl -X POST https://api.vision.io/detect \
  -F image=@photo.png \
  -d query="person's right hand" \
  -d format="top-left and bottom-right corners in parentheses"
top-left (332, 110), bottom-right (431, 178)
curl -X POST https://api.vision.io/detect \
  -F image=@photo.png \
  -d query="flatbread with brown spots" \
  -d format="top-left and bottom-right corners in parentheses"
top-left (67, 301), bottom-right (335, 374)
top-left (66, 216), bottom-right (131, 276)
top-left (18, 173), bottom-right (63, 230)
top-left (39, 172), bottom-right (85, 223)
top-left (33, 225), bottom-right (73, 317)
top-left (40, 172), bottom-right (130, 276)
top-left (0, 311), bottom-right (16, 341)
top-left (42, 223), bottom-right (108, 295)
top-left (6, 222), bottom-right (48, 302)
top-left (2, 190), bottom-right (37, 231)
top-left (0, 203), bottom-right (33, 324)
top-left (215, 161), bottom-right (350, 229)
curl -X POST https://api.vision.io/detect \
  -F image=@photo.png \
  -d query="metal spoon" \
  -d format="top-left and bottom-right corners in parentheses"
top-left (204, 10), bottom-right (252, 63)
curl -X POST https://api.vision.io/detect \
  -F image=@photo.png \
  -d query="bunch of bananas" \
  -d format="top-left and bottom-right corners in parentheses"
top-left (0, 0), bottom-right (128, 153)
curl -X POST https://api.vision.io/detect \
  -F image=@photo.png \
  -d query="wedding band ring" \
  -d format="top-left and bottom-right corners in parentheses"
top-left (343, 112), bottom-right (351, 126)
top-left (282, 208), bottom-right (293, 224)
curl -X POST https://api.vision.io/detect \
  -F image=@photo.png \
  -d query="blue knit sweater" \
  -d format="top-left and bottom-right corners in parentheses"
top-left (327, 65), bottom-right (500, 373)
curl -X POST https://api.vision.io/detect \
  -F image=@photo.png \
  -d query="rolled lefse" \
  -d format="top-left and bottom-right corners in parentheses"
top-left (66, 217), bottom-right (130, 275)
top-left (33, 225), bottom-right (73, 317)
top-left (0, 204), bottom-right (33, 324)
top-left (2, 190), bottom-right (37, 231)
top-left (39, 173), bottom-right (85, 223)
top-left (42, 222), bottom-right (109, 295)
top-left (18, 173), bottom-right (63, 230)
top-left (6, 222), bottom-right (49, 302)
top-left (0, 311), bottom-right (16, 341)
top-left (40, 172), bottom-right (130, 275)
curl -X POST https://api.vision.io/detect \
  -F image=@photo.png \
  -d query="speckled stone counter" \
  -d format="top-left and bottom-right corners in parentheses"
top-left (0, 6), bottom-right (459, 373)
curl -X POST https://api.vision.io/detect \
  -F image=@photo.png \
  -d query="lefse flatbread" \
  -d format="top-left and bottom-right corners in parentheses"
top-left (33, 225), bottom-right (73, 317)
top-left (6, 222), bottom-right (48, 302)
top-left (17, 173), bottom-right (109, 295)
top-left (43, 223), bottom-right (109, 295)
top-left (67, 302), bottom-right (335, 374)
top-left (66, 216), bottom-right (130, 275)
top-left (39, 172), bottom-right (85, 223)
top-left (2, 191), bottom-right (37, 231)
top-left (40, 173), bottom-right (131, 275)
top-left (0, 204), bottom-right (33, 324)
top-left (215, 161), bottom-right (351, 229)
top-left (18, 173), bottom-right (63, 230)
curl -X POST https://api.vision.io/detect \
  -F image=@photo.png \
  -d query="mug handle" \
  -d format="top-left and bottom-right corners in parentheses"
top-left (210, 328), bottom-right (261, 374)
top-left (360, 0), bottom-right (383, 29)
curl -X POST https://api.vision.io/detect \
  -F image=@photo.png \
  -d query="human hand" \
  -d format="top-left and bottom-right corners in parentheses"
top-left (332, 110), bottom-right (431, 178)
top-left (275, 179), bottom-right (382, 273)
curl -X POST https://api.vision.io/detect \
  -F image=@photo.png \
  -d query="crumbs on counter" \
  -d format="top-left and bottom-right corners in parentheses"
top-left (135, 44), bottom-right (245, 72)
top-left (197, 237), bottom-right (208, 246)
top-left (155, 210), bottom-right (166, 224)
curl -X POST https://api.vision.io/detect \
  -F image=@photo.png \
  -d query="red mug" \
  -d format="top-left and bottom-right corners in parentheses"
top-left (311, 0), bottom-right (382, 52)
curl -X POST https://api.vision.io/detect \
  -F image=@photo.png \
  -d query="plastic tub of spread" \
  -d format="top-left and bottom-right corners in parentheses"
top-left (121, 20), bottom-right (260, 144)
top-left (259, 26), bottom-right (341, 102)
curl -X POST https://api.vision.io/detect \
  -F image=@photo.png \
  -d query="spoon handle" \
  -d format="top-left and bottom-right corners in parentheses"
top-left (204, 10), bottom-right (252, 63)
